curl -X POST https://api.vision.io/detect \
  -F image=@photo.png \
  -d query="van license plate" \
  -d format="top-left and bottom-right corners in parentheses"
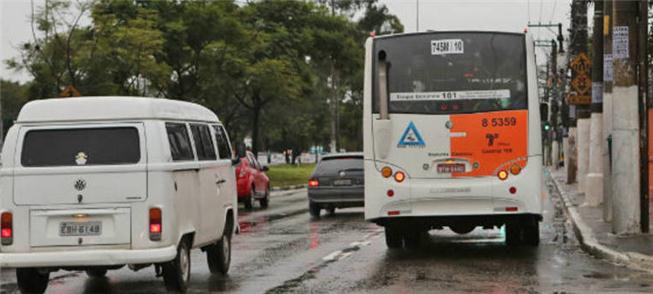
top-left (437, 163), bottom-right (465, 173)
top-left (59, 221), bottom-right (102, 237)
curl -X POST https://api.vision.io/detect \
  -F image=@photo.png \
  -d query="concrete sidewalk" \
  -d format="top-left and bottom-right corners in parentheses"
top-left (548, 168), bottom-right (653, 273)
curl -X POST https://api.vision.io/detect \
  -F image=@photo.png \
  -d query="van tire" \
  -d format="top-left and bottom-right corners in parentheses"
top-left (16, 268), bottom-right (50, 294)
top-left (309, 201), bottom-right (321, 218)
top-left (163, 239), bottom-right (191, 292)
top-left (85, 268), bottom-right (108, 278)
top-left (207, 228), bottom-right (231, 275)
top-left (385, 226), bottom-right (402, 249)
top-left (450, 224), bottom-right (476, 235)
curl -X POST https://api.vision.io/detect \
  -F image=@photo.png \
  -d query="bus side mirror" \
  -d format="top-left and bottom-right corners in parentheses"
top-left (540, 103), bottom-right (548, 121)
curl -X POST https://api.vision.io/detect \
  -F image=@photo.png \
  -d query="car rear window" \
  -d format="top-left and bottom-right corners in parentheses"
top-left (21, 127), bottom-right (140, 167)
top-left (315, 156), bottom-right (364, 175)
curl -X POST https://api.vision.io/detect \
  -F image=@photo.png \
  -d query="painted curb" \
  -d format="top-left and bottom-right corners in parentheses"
top-left (548, 169), bottom-right (653, 274)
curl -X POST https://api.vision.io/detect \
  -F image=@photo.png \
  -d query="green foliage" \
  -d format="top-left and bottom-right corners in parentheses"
top-left (267, 163), bottom-right (316, 188)
top-left (4, 0), bottom-right (403, 155)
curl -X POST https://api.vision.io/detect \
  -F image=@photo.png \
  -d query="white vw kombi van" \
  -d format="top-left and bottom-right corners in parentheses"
top-left (0, 97), bottom-right (239, 293)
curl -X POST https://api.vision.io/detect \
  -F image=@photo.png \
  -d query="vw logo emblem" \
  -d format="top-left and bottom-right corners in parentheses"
top-left (74, 179), bottom-right (86, 191)
top-left (445, 121), bottom-right (453, 129)
top-left (339, 171), bottom-right (346, 177)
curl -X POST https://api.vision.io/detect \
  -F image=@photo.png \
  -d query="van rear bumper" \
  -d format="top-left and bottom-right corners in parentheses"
top-left (0, 245), bottom-right (177, 268)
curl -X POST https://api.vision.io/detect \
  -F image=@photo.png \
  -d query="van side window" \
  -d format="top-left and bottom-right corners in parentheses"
top-left (213, 125), bottom-right (232, 160)
top-left (190, 124), bottom-right (217, 161)
top-left (165, 123), bottom-right (194, 161)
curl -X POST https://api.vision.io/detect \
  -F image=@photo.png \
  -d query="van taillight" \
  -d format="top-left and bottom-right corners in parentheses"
top-left (1, 212), bottom-right (13, 245)
top-left (149, 208), bottom-right (162, 241)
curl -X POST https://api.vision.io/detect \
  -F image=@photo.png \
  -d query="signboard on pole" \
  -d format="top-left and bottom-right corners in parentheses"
top-left (567, 52), bottom-right (592, 105)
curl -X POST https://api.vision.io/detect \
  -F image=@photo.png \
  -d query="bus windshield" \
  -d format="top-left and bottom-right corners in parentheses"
top-left (374, 32), bottom-right (527, 115)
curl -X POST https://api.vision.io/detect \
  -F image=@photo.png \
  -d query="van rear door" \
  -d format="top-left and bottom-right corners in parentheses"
top-left (13, 123), bottom-right (147, 205)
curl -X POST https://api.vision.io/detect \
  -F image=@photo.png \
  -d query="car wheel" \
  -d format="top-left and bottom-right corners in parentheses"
top-left (326, 206), bottom-right (336, 215)
top-left (207, 225), bottom-right (232, 275)
top-left (523, 222), bottom-right (540, 247)
top-left (385, 226), bottom-right (402, 249)
top-left (85, 268), bottom-right (108, 278)
top-left (309, 201), bottom-right (321, 218)
top-left (259, 185), bottom-right (270, 209)
top-left (163, 239), bottom-right (191, 292)
top-left (16, 268), bottom-right (50, 294)
top-left (505, 222), bottom-right (522, 246)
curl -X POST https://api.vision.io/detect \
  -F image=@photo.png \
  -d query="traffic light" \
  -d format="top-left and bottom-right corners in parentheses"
top-left (542, 121), bottom-right (551, 132)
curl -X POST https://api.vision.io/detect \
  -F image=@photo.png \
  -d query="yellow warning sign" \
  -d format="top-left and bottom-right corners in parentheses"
top-left (59, 85), bottom-right (81, 97)
top-left (569, 53), bottom-right (591, 105)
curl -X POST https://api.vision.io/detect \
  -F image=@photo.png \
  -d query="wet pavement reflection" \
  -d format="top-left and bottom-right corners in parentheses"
top-left (2, 181), bottom-right (653, 293)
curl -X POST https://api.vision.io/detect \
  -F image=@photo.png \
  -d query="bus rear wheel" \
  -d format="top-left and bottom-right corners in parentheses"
top-left (385, 226), bottom-right (403, 249)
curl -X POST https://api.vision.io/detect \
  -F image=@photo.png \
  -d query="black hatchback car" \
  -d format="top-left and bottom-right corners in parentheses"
top-left (308, 153), bottom-right (364, 217)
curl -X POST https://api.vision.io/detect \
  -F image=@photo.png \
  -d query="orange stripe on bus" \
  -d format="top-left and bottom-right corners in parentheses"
top-left (449, 110), bottom-right (528, 177)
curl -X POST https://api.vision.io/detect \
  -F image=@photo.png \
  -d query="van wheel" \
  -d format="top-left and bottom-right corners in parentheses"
top-left (309, 201), bottom-right (321, 218)
top-left (505, 223), bottom-right (522, 246)
top-left (385, 226), bottom-right (402, 249)
top-left (403, 229), bottom-right (422, 249)
top-left (163, 239), bottom-right (191, 292)
top-left (207, 229), bottom-right (231, 275)
top-left (326, 207), bottom-right (336, 215)
top-left (16, 268), bottom-right (50, 294)
top-left (85, 268), bottom-right (108, 278)
top-left (259, 186), bottom-right (270, 209)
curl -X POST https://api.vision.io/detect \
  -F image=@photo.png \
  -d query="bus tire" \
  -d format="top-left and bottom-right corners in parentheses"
top-left (450, 224), bottom-right (476, 235)
top-left (309, 201), bottom-right (321, 218)
top-left (16, 268), bottom-right (49, 294)
top-left (385, 226), bottom-right (403, 249)
top-left (505, 223), bottom-right (522, 246)
top-left (85, 268), bottom-right (108, 278)
top-left (523, 222), bottom-right (540, 246)
top-left (403, 229), bottom-right (421, 249)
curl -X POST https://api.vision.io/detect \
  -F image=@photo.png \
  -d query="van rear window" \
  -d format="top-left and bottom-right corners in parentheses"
top-left (21, 127), bottom-right (141, 167)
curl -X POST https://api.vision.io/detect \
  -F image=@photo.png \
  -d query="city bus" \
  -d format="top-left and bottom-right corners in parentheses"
top-left (363, 31), bottom-right (543, 248)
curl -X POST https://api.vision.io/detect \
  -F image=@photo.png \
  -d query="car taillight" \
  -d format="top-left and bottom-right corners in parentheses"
top-left (149, 208), bottom-right (162, 241)
top-left (308, 179), bottom-right (319, 188)
top-left (1, 212), bottom-right (13, 245)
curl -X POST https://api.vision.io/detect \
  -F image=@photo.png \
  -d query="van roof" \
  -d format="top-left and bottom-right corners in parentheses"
top-left (16, 96), bottom-right (220, 123)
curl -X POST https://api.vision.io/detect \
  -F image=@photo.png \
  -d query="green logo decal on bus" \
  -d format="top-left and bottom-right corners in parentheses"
top-left (397, 121), bottom-right (425, 148)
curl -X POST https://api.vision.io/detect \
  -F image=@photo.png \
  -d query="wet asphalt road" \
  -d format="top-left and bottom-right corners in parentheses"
top-left (2, 172), bottom-right (653, 293)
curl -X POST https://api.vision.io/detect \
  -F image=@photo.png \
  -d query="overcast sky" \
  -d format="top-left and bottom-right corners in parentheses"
top-left (1, 0), bottom-right (574, 83)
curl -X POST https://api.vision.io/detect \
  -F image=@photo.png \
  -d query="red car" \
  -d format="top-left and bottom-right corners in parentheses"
top-left (236, 151), bottom-right (270, 209)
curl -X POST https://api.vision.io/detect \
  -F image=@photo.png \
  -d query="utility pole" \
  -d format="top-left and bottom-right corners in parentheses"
top-left (603, 0), bottom-right (614, 222)
top-left (416, 0), bottom-right (419, 32)
top-left (329, 0), bottom-right (338, 153)
top-left (566, 0), bottom-right (591, 184)
top-left (637, 0), bottom-right (648, 233)
top-left (585, 0), bottom-right (604, 206)
top-left (611, 0), bottom-right (641, 234)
